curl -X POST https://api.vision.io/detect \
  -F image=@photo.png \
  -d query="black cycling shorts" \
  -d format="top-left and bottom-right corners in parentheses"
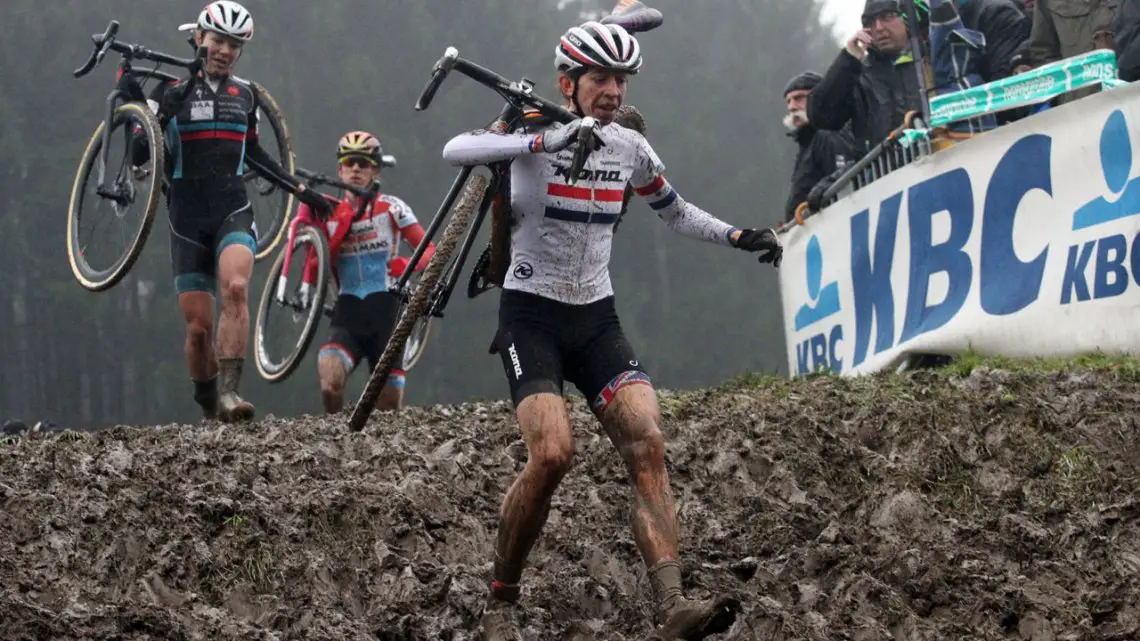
top-left (319, 292), bottom-right (403, 382)
top-left (167, 177), bottom-right (257, 295)
top-left (493, 288), bottom-right (651, 411)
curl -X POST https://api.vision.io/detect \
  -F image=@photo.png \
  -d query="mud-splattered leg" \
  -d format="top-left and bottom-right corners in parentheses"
top-left (482, 392), bottom-right (574, 641)
top-left (598, 383), bottom-right (678, 566)
top-left (492, 392), bottom-right (575, 596)
top-left (599, 383), bottom-right (739, 640)
top-left (214, 244), bottom-right (255, 422)
top-left (318, 353), bottom-right (349, 414)
top-left (179, 292), bottom-right (218, 418)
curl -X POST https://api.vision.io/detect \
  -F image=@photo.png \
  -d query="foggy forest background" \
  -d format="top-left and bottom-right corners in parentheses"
top-left (1, 0), bottom-right (842, 428)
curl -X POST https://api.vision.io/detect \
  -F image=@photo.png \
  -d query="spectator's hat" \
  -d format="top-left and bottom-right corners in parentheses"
top-left (862, 0), bottom-right (901, 22)
top-left (783, 71), bottom-right (823, 97)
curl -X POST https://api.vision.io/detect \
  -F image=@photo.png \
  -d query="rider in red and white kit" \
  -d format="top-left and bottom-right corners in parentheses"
top-left (294, 131), bottom-right (434, 414)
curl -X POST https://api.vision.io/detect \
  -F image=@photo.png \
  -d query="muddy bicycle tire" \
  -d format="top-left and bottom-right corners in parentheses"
top-left (253, 225), bottom-right (330, 383)
top-left (66, 102), bottom-right (164, 293)
top-left (247, 82), bottom-right (296, 262)
top-left (347, 172), bottom-right (488, 431)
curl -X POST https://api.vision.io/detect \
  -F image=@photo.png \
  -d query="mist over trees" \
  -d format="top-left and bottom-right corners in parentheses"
top-left (1, 0), bottom-right (839, 428)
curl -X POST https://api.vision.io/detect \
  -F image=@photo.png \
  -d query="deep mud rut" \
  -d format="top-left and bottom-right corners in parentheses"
top-left (2, 366), bottom-right (1139, 640)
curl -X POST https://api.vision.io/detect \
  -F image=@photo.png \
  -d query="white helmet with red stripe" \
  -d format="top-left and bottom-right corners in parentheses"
top-left (191, 1), bottom-right (254, 42)
top-left (555, 21), bottom-right (643, 76)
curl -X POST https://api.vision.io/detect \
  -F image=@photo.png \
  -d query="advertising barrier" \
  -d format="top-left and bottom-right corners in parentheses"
top-left (778, 83), bottom-right (1140, 376)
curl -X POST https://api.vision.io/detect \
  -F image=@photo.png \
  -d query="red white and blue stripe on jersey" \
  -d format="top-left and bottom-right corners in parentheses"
top-left (544, 182), bottom-right (626, 225)
top-left (633, 175), bottom-right (678, 211)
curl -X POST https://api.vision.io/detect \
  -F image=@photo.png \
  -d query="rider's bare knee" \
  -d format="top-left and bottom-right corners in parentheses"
top-left (519, 395), bottom-right (575, 483)
top-left (320, 375), bottom-right (343, 398)
top-left (185, 316), bottom-right (212, 352)
top-left (320, 378), bottom-right (344, 413)
top-left (220, 274), bottom-right (249, 306)
top-left (626, 419), bottom-right (666, 470)
top-left (319, 364), bottom-right (344, 396)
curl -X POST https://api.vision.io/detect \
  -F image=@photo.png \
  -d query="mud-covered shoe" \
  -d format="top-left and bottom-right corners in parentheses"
top-left (218, 391), bottom-right (255, 423)
top-left (481, 597), bottom-right (523, 641)
top-left (651, 594), bottom-right (741, 641)
top-left (217, 358), bottom-right (255, 423)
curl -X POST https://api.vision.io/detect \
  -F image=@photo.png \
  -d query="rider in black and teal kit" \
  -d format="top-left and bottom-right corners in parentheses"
top-left (135, 1), bottom-right (331, 422)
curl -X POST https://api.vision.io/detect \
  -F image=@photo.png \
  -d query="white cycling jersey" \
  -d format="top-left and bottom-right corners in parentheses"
top-left (442, 119), bottom-right (738, 305)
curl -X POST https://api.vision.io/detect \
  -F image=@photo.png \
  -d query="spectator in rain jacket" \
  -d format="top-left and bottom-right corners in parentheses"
top-left (1113, 0), bottom-right (1140, 80)
top-left (808, 0), bottom-right (928, 157)
top-left (929, 0), bottom-right (1005, 134)
top-left (953, 0), bottom-right (1033, 82)
top-left (782, 71), bottom-right (856, 222)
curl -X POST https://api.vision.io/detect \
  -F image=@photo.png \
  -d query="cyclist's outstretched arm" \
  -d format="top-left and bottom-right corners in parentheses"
top-left (636, 174), bottom-right (738, 246)
top-left (442, 128), bottom-right (541, 166)
top-left (629, 137), bottom-right (740, 246)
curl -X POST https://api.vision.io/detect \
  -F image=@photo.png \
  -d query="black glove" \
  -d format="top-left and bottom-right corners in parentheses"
top-left (735, 228), bottom-right (783, 268)
top-left (297, 187), bottom-right (334, 219)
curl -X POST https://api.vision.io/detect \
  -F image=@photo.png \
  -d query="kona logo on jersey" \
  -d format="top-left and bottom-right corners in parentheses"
top-left (552, 164), bottom-right (625, 183)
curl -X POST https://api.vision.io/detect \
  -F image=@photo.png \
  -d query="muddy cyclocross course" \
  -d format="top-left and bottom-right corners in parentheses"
top-left (2, 359), bottom-right (1139, 640)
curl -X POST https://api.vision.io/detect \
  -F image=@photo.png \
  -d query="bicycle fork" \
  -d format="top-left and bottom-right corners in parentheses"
top-left (95, 88), bottom-right (132, 203)
top-left (276, 217), bottom-right (308, 304)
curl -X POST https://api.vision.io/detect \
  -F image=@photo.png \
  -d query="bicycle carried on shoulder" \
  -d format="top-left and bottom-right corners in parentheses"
top-left (252, 160), bottom-right (430, 383)
top-left (67, 20), bottom-right (297, 294)
top-left (346, 47), bottom-right (597, 431)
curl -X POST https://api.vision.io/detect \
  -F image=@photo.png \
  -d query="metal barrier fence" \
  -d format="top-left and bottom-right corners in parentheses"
top-left (783, 114), bottom-right (934, 230)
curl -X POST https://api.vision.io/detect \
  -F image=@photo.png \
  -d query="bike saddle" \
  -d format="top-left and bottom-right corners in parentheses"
top-left (600, 0), bottom-right (664, 33)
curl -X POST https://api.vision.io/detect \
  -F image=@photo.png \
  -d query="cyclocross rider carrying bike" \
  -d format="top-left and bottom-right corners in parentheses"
top-left (136, 1), bottom-right (332, 422)
top-left (441, 20), bottom-right (782, 641)
top-left (293, 131), bottom-right (435, 414)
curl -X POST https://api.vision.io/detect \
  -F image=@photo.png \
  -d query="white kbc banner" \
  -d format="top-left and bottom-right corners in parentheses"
top-left (778, 83), bottom-right (1140, 376)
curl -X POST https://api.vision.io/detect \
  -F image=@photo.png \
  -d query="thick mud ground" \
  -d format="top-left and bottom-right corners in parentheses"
top-left (2, 362), bottom-right (1139, 640)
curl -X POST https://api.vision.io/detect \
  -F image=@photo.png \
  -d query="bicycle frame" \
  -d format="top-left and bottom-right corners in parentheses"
top-left (73, 20), bottom-right (205, 198)
top-left (393, 47), bottom-right (594, 320)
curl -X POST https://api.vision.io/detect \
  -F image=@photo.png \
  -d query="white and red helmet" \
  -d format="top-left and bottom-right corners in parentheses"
top-left (555, 21), bottom-right (643, 76)
top-left (181, 1), bottom-right (255, 42)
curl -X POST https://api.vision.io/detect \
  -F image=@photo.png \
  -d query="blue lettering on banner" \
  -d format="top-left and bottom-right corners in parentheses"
top-left (793, 107), bottom-right (1140, 375)
top-left (850, 192), bottom-right (901, 367)
top-left (901, 168), bottom-right (974, 344)
top-left (980, 135), bottom-right (1052, 315)
top-left (795, 235), bottom-right (844, 375)
top-left (1061, 109), bottom-right (1140, 305)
